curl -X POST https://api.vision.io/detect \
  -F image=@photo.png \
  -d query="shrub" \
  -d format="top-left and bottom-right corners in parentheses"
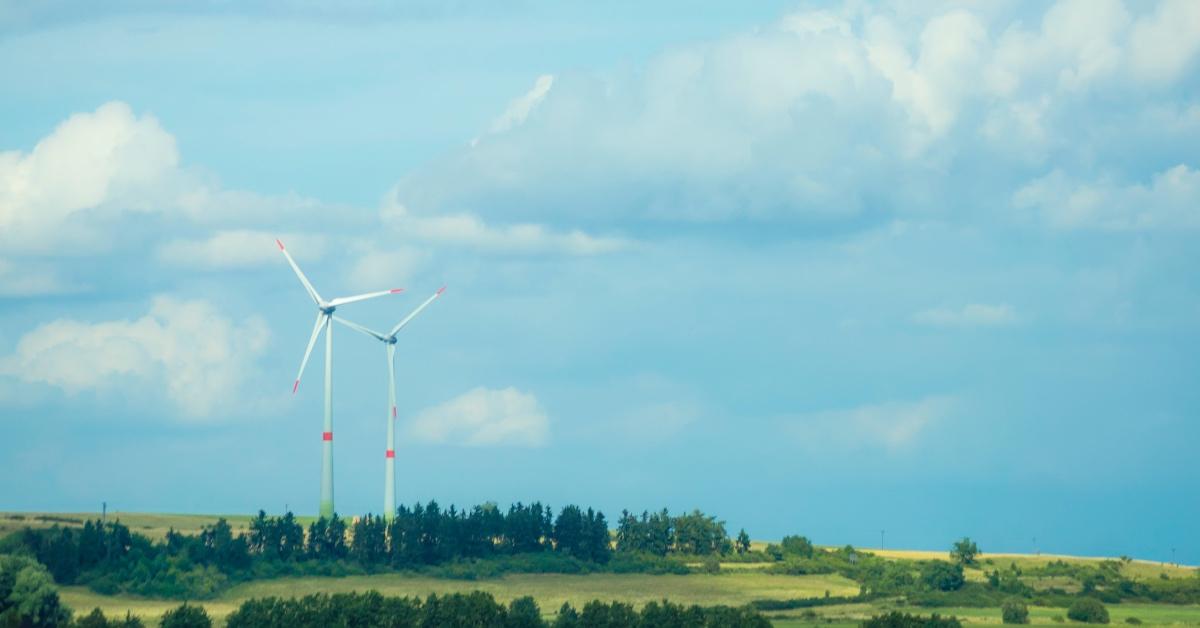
top-left (951, 538), bottom-right (980, 566)
top-left (1124, 618), bottom-right (1141, 625)
top-left (1067, 598), bottom-right (1109, 624)
top-left (862, 611), bottom-right (963, 627)
top-left (159, 603), bottom-right (211, 628)
top-left (1002, 599), bottom-right (1030, 624)
top-left (921, 561), bottom-right (966, 592)
top-left (702, 555), bottom-right (721, 574)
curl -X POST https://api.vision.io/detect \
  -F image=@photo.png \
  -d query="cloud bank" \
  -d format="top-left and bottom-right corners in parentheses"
top-left (407, 387), bottom-right (549, 447)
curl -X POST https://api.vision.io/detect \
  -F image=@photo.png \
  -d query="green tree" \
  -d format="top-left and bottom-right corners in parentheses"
top-left (1067, 598), bottom-right (1109, 624)
top-left (553, 602), bottom-right (579, 628)
top-left (921, 560), bottom-right (966, 591)
top-left (951, 537), bottom-right (980, 566)
top-left (1002, 599), bottom-right (1030, 624)
top-left (736, 529), bottom-right (751, 554)
top-left (507, 596), bottom-right (544, 628)
top-left (0, 554), bottom-right (73, 627)
top-left (159, 603), bottom-right (212, 628)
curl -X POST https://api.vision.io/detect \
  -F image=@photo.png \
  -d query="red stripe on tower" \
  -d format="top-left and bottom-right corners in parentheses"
top-left (322, 431), bottom-right (333, 441)
top-left (385, 450), bottom-right (395, 458)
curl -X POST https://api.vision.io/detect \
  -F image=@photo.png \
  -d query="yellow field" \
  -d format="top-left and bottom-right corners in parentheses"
top-left (59, 572), bottom-right (860, 625)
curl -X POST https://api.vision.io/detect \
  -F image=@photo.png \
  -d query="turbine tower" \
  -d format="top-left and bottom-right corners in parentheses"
top-left (335, 286), bottom-right (445, 519)
top-left (277, 238), bottom-right (403, 518)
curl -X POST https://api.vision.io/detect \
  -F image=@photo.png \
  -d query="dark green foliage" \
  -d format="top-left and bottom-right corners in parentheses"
top-left (615, 509), bottom-right (730, 556)
top-left (781, 535), bottom-right (815, 558)
top-left (1124, 618), bottom-right (1141, 625)
top-left (735, 530), bottom-right (751, 554)
top-left (507, 596), bottom-right (542, 628)
top-left (0, 553), bottom-right (73, 627)
top-left (553, 602), bottom-right (579, 628)
top-left (1002, 599), bottom-right (1029, 624)
top-left (224, 592), bottom-right (770, 628)
top-left (1067, 598), bottom-right (1109, 624)
top-left (158, 603), bottom-right (211, 628)
top-left (951, 538), bottom-right (979, 566)
top-left (72, 608), bottom-right (144, 628)
top-left (921, 561), bottom-right (966, 592)
top-left (861, 612), bottom-right (963, 628)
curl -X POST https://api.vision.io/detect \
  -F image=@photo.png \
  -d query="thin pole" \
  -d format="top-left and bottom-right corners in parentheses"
top-left (384, 344), bottom-right (397, 520)
top-left (320, 315), bottom-right (334, 518)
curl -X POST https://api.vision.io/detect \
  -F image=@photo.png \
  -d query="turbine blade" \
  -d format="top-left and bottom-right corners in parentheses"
top-left (294, 312), bottom-right (325, 393)
top-left (389, 286), bottom-right (445, 336)
top-left (328, 288), bottom-right (403, 308)
top-left (332, 315), bottom-right (388, 342)
top-left (277, 239), bottom-right (323, 305)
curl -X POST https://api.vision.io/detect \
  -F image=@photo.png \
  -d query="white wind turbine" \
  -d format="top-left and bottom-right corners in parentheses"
top-left (277, 238), bottom-right (404, 518)
top-left (334, 286), bottom-right (445, 519)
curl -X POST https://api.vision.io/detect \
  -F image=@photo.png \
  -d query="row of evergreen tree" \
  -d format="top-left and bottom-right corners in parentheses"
top-left (225, 591), bottom-right (772, 628)
top-left (9, 501), bottom-right (737, 598)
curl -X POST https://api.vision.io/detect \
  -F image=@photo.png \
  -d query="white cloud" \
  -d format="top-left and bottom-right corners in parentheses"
top-left (913, 303), bottom-right (1018, 327)
top-left (1129, 0), bottom-right (1200, 84)
top-left (381, 200), bottom-right (628, 256)
top-left (487, 74), bottom-right (555, 136)
top-left (0, 297), bottom-right (269, 420)
top-left (388, 1), bottom-right (1200, 227)
top-left (1014, 164), bottom-right (1200, 230)
top-left (788, 396), bottom-right (957, 451)
top-left (407, 387), bottom-right (549, 447)
top-left (0, 101), bottom-right (178, 252)
top-left (345, 245), bottom-right (428, 292)
top-left (157, 230), bottom-right (326, 269)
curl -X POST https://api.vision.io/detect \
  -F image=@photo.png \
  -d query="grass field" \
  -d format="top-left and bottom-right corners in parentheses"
top-left (9, 512), bottom-right (1199, 627)
top-left (59, 572), bottom-right (860, 625)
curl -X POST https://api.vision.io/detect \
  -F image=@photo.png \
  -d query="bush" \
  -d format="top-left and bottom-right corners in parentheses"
top-left (1067, 598), bottom-right (1109, 624)
top-left (921, 561), bottom-right (966, 592)
top-left (1124, 618), bottom-right (1141, 625)
top-left (702, 555), bottom-right (721, 574)
top-left (862, 611), bottom-right (963, 627)
top-left (159, 603), bottom-right (211, 628)
top-left (1002, 599), bottom-right (1030, 624)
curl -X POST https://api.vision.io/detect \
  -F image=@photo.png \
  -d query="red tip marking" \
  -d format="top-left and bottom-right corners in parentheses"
top-left (276, 239), bottom-right (285, 251)
top-left (436, 285), bottom-right (446, 295)
top-left (389, 288), bottom-right (404, 294)
top-left (292, 380), bottom-right (299, 394)
top-left (385, 449), bottom-right (395, 458)
top-left (322, 431), bottom-right (333, 441)
top-left (392, 406), bottom-right (397, 418)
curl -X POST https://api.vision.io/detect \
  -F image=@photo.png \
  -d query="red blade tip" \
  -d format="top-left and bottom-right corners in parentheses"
top-left (292, 380), bottom-right (300, 394)
top-left (390, 288), bottom-right (404, 293)
top-left (437, 285), bottom-right (446, 295)
top-left (276, 239), bottom-right (285, 251)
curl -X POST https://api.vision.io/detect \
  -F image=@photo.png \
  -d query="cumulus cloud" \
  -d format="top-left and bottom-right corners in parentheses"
top-left (1014, 164), bottom-right (1200, 230)
top-left (407, 387), bottom-right (549, 447)
top-left (0, 297), bottom-right (269, 420)
top-left (345, 245), bottom-right (428, 292)
top-left (158, 230), bottom-right (326, 269)
top-left (387, 1), bottom-right (1200, 228)
top-left (0, 101), bottom-right (178, 252)
top-left (913, 303), bottom-right (1018, 327)
top-left (788, 396), bottom-right (957, 451)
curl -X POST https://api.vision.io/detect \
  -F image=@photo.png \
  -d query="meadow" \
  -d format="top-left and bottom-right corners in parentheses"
top-left (6, 511), bottom-right (1198, 627)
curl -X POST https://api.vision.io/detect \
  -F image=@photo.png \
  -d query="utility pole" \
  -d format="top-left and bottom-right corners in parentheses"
top-left (102, 502), bottom-right (106, 524)
top-left (1172, 548), bottom-right (1176, 567)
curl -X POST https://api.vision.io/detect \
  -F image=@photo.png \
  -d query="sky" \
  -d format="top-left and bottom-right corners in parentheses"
top-left (0, 0), bottom-right (1198, 564)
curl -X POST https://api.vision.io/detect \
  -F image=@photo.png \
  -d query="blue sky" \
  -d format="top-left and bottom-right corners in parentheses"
top-left (1, 1), bottom-right (1198, 563)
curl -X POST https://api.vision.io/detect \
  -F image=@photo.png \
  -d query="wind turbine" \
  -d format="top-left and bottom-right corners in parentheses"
top-left (277, 238), bottom-right (403, 518)
top-left (334, 286), bottom-right (445, 519)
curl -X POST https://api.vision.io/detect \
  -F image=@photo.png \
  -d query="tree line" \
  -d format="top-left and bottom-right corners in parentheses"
top-left (4, 501), bottom-right (734, 599)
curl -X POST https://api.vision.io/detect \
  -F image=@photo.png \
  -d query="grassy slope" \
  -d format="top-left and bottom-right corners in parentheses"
top-left (59, 572), bottom-right (860, 625)
top-left (8, 512), bottom-right (1198, 626)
